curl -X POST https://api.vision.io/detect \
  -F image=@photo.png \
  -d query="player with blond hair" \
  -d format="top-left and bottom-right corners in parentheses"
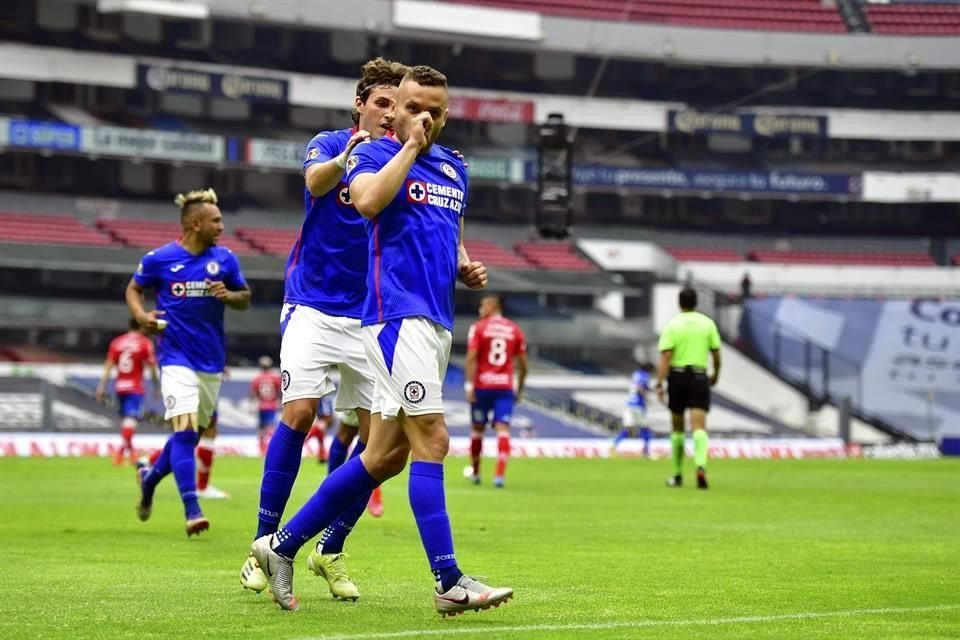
top-left (128, 188), bottom-right (250, 536)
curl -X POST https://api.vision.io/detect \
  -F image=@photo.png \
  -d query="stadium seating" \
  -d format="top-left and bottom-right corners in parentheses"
top-left (748, 249), bottom-right (935, 266)
top-left (666, 247), bottom-right (744, 262)
top-left (515, 240), bottom-right (599, 272)
top-left (97, 219), bottom-right (260, 255)
top-left (456, 0), bottom-right (847, 32)
top-left (952, 254), bottom-right (960, 266)
top-left (464, 239), bottom-right (537, 270)
top-left (234, 226), bottom-right (297, 257)
top-left (0, 212), bottom-right (113, 247)
top-left (866, 2), bottom-right (960, 35)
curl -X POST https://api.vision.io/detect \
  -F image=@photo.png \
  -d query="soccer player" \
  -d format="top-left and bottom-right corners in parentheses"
top-left (251, 65), bottom-right (513, 616)
top-left (96, 317), bottom-right (159, 465)
top-left (127, 188), bottom-right (250, 535)
top-left (250, 355), bottom-right (282, 455)
top-left (612, 363), bottom-right (653, 458)
top-left (655, 288), bottom-right (721, 490)
top-left (240, 57), bottom-right (408, 602)
top-left (464, 294), bottom-right (527, 488)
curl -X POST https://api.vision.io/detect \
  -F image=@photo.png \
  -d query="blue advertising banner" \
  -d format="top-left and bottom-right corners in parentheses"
top-left (138, 64), bottom-right (288, 103)
top-left (668, 109), bottom-right (828, 139)
top-left (526, 163), bottom-right (860, 196)
top-left (8, 119), bottom-right (81, 151)
top-left (741, 297), bottom-right (960, 441)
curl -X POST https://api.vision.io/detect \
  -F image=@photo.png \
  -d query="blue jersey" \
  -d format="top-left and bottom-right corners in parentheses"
top-left (346, 136), bottom-right (467, 331)
top-left (284, 128), bottom-right (368, 318)
top-left (132, 241), bottom-right (247, 374)
top-left (627, 369), bottom-right (650, 408)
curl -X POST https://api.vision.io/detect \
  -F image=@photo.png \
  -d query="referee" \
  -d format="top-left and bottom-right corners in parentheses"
top-left (655, 287), bottom-right (721, 490)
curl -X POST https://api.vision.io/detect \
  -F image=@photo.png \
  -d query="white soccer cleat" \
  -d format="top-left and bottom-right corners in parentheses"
top-left (240, 552), bottom-right (269, 594)
top-left (197, 485), bottom-right (231, 499)
top-left (434, 575), bottom-right (513, 617)
top-left (250, 535), bottom-right (299, 611)
top-left (307, 550), bottom-right (360, 601)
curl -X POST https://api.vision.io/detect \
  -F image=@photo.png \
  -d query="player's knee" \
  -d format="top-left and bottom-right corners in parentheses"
top-left (282, 401), bottom-right (316, 432)
top-left (362, 446), bottom-right (407, 480)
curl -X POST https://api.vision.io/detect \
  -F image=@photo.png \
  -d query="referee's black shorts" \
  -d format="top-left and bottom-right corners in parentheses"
top-left (666, 367), bottom-right (711, 414)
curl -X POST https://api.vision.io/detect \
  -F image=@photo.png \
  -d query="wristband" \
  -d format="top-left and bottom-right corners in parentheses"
top-left (335, 152), bottom-right (348, 170)
top-left (464, 382), bottom-right (474, 393)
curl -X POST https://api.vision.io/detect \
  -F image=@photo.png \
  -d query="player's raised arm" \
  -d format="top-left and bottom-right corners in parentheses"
top-left (349, 131), bottom-right (422, 219)
top-left (305, 130), bottom-right (371, 198)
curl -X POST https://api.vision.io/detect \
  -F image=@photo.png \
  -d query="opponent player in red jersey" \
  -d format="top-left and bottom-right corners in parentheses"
top-left (250, 356), bottom-right (282, 455)
top-left (97, 318), bottom-right (159, 465)
top-left (464, 294), bottom-right (528, 488)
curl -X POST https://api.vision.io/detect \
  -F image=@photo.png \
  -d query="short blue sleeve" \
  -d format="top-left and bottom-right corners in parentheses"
top-left (223, 250), bottom-right (248, 290)
top-left (302, 131), bottom-right (346, 175)
top-left (133, 251), bottom-right (159, 288)
top-left (345, 141), bottom-right (387, 186)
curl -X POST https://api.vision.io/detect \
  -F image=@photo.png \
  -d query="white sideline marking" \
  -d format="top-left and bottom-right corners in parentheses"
top-left (296, 604), bottom-right (960, 640)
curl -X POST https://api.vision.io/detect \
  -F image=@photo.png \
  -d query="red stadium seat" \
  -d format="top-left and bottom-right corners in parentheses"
top-left (452, 0), bottom-right (846, 32)
top-left (515, 241), bottom-right (599, 272)
top-left (0, 211), bottom-right (114, 247)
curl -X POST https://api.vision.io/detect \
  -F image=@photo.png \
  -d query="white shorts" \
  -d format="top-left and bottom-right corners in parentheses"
top-left (623, 406), bottom-right (647, 428)
top-left (160, 365), bottom-right (222, 428)
top-left (362, 317), bottom-right (452, 418)
top-left (279, 304), bottom-right (374, 412)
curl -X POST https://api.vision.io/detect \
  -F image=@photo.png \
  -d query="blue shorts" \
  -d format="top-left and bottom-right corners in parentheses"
top-left (117, 393), bottom-right (144, 419)
top-left (471, 389), bottom-right (515, 427)
top-left (258, 409), bottom-right (277, 430)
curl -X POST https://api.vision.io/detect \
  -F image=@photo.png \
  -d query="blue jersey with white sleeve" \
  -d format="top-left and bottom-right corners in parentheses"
top-left (346, 136), bottom-right (467, 332)
top-left (627, 369), bottom-right (650, 408)
top-left (284, 128), bottom-right (368, 318)
top-left (132, 241), bottom-right (247, 373)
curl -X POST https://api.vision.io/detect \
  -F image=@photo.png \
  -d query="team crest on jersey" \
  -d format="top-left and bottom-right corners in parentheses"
top-left (346, 155), bottom-right (359, 173)
top-left (165, 395), bottom-right (176, 410)
top-left (205, 261), bottom-right (220, 276)
top-left (441, 162), bottom-right (458, 180)
top-left (281, 369), bottom-right (291, 391)
top-left (306, 148), bottom-right (319, 161)
top-left (406, 180), bottom-right (428, 203)
top-left (337, 183), bottom-right (353, 207)
top-left (171, 282), bottom-right (187, 297)
top-left (404, 381), bottom-right (426, 404)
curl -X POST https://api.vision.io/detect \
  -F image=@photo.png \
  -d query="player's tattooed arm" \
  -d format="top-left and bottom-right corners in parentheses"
top-left (305, 130), bottom-right (370, 198)
top-left (208, 281), bottom-right (252, 311)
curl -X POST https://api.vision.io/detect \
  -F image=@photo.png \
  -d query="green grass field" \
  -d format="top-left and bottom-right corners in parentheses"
top-left (2, 455), bottom-right (958, 640)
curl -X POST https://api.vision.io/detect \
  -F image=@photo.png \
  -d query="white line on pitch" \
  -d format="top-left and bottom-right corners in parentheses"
top-left (295, 603), bottom-right (960, 640)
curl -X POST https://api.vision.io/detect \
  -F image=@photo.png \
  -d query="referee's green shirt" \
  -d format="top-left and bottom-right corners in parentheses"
top-left (657, 311), bottom-right (721, 369)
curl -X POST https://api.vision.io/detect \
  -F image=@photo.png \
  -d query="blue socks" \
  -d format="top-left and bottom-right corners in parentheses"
top-left (273, 455), bottom-right (378, 559)
top-left (142, 436), bottom-right (173, 503)
top-left (641, 427), bottom-right (651, 456)
top-left (613, 428), bottom-right (629, 447)
top-left (319, 440), bottom-right (371, 554)
top-left (409, 461), bottom-right (462, 592)
top-left (170, 430), bottom-right (201, 520)
top-left (327, 436), bottom-right (349, 475)
top-left (256, 421), bottom-right (307, 539)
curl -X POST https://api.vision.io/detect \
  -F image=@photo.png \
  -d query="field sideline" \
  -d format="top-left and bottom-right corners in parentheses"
top-left (2, 455), bottom-right (957, 639)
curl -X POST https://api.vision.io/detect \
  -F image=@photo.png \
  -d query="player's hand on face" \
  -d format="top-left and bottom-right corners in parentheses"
top-left (207, 280), bottom-right (230, 302)
top-left (458, 261), bottom-right (488, 290)
top-left (409, 112), bottom-right (432, 149)
top-left (345, 130), bottom-right (370, 155)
